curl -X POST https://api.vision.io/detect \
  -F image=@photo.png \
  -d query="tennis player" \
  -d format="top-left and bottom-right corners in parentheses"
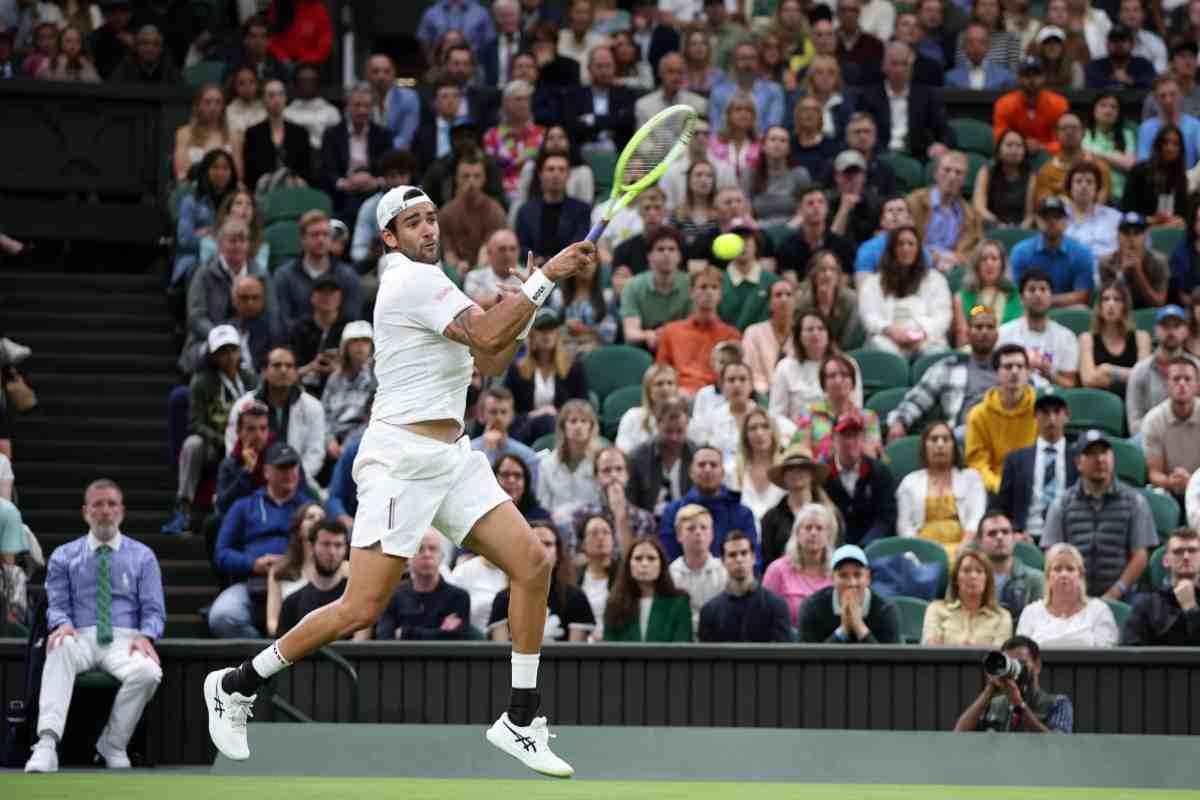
top-left (204, 185), bottom-right (595, 778)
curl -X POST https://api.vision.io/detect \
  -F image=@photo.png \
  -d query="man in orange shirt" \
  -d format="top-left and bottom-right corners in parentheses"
top-left (656, 267), bottom-right (740, 399)
top-left (992, 53), bottom-right (1070, 156)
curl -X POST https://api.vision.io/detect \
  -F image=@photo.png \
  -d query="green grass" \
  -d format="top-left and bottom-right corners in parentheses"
top-left (1, 775), bottom-right (1198, 800)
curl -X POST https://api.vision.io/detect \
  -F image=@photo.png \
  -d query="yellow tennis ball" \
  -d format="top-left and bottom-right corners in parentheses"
top-left (712, 232), bottom-right (745, 260)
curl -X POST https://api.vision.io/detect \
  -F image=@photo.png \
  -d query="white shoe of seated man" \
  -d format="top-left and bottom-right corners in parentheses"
top-left (24, 739), bottom-right (58, 773)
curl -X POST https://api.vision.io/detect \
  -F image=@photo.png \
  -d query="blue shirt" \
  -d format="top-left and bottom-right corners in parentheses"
top-left (325, 435), bottom-right (361, 521)
top-left (1009, 233), bottom-right (1095, 296)
top-left (1137, 114), bottom-right (1200, 169)
top-left (471, 436), bottom-right (540, 487)
top-left (709, 78), bottom-right (785, 133)
top-left (854, 232), bottom-right (935, 274)
top-left (351, 192), bottom-right (383, 263)
top-left (381, 86), bottom-right (421, 150)
top-left (45, 533), bottom-right (166, 641)
top-left (925, 187), bottom-right (964, 258)
top-left (216, 487), bottom-right (314, 580)
top-left (416, 0), bottom-right (497, 56)
top-left (657, 487), bottom-right (759, 565)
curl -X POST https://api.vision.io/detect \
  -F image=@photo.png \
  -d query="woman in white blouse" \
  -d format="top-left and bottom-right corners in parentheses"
top-left (858, 225), bottom-right (953, 358)
top-left (769, 310), bottom-right (863, 421)
top-left (614, 364), bottom-right (677, 454)
top-left (225, 66), bottom-right (268, 137)
top-left (690, 361), bottom-right (796, 472)
top-left (536, 399), bottom-right (602, 524)
top-left (1016, 543), bottom-right (1119, 647)
top-left (896, 421), bottom-right (987, 563)
top-left (725, 407), bottom-right (788, 526)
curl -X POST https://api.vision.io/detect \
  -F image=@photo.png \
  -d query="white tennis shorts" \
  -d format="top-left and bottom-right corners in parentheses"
top-left (350, 422), bottom-right (511, 557)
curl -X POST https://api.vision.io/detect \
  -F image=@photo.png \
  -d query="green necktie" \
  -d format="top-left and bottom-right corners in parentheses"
top-left (96, 545), bottom-right (112, 646)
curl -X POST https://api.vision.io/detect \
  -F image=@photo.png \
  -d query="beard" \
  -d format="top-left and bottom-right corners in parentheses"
top-left (314, 557), bottom-right (343, 578)
top-left (399, 238), bottom-right (440, 265)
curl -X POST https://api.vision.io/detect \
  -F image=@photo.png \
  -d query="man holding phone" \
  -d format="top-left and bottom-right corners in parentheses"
top-left (290, 276), bottom-right (350, 395)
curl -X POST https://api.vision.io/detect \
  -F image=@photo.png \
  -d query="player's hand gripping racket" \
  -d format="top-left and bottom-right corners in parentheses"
top-left (584, 104), bottom-right (698, 243)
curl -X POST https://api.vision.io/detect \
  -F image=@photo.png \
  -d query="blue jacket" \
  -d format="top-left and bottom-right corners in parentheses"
top-left (216, 486), bottom-right (313, 579)
top-left (325, 435), bottom-right (361, 521)
top-left (514, 196), bottom-right (592, 262)
top-left (1009, 233), bottom-right (1095, 297)
top-left (658, 487), bottom-right (759, 564)
top-left (1085, 57), bottom-right (1156, 91)
top-left (1169, 238), bottom-right (1200, 303)
top-left (945, 63), bottom-right (1015, 91)
top-left (273, 259), bottom-right (364, 329)
top-left (995, 442), bottom-right (1080, 534)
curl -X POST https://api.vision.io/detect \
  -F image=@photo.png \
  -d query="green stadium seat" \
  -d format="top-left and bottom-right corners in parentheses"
top-left (1133, 307), bottom-right (1159, 335)
top-left (581, 345), bottom-right (653, 402)
top-left (264, 220), bottom-right (302, 268)
top-left (1013, 541), bottom-right (1045, 572)
top-left (586, 150), bottom-right (618, 198)
top-left (0, 620), bottom-right (28, 637)
top-left (865, 537), bottom-right (950, 597)
top-left (1047, 308), bottom-right (1093, 336)
top-left (945, 264), bottom-right (965, 293)
top-left (1060, 387), bottom-right (1124, 437)
top-left (883, 435), bottom-right (922, 485)
top-left (890, 596), bottom-right (929, 644)
top-left (1111, 438), bottom-right (1147, 486)
top-left (949, 118), bottom-right (995, 157)
top-left (1149, 226), bottom-right (1184, 256)
top-left (991, 225), bottom-right (1037, 254)
top-left (532, 432), bottom-right (556, 452)
top-left (879, 152), bottom-right (925, 193)
top-left (1138, 487), bottom-right (1180, 540)
top-left (1103, 597), bottom-right (1132, 634)
top-left (76, 669), bottom-right (120, 690)
top-left (182, 60), bottom-right (225, 88)
top-left (601, 384), bottom-right (642, 440)
top-left (765, 223), bottom-right (793, 250)
top-left (168, 181), bottom-right (195, 229)
top-left (846, 348), bottom-right (909, 398)
top-left (262, 186), bottom-right (333, 225)
top-left (1149, 543), bottom-right (1168, 589)
top-left (910, 350), bottom-right (955, 385)
top-left (865, 386), bottom-right (909, 422)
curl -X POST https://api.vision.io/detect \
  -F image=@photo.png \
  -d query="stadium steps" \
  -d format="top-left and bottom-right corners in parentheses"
top-left (37, 532), bottom-right (210, 561)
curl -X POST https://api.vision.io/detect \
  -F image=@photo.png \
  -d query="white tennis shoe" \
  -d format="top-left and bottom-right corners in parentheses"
top-left (204, 668), bottom-right (255, 760)
top-left (485, 712), bottom-right (574, 778)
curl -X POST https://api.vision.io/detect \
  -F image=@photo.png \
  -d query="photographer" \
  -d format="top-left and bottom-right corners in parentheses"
top-left (953, 635), bottom-right (1073, 733)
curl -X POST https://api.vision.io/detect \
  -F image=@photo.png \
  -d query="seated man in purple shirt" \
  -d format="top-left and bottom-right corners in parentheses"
top-left (25, 479), bottom-right (166, 774)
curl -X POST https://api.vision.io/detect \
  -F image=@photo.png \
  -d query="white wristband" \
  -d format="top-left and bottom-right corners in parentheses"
top-left (521, 269), bottom-right (554, 307)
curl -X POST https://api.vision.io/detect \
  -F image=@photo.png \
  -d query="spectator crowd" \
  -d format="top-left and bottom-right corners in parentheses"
top-left (10, 0), bottom-right (1200, 771)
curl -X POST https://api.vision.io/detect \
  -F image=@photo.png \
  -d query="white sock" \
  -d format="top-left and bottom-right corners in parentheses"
top-left (251, 641), bottom-right (291, 680)
top-left (511, 651), bottom-right (540, 689)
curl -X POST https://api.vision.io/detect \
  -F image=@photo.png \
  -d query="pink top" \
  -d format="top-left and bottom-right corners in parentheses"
top-left (761, 557), bottom-right (832, 626)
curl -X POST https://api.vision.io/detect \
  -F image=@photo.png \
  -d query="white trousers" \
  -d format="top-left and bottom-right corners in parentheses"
top-left (37, 627), bottom-right (162, 748)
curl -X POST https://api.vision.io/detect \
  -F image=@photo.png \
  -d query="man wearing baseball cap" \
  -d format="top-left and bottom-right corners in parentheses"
top-left (1126, 305), bottom-right (1200, 437)
top-left (1009, 195), bottom-right (1094, 310)
top-left (1041, 430), bottom-right (1159, 600)
top-left (992, 53), bottom-right (1068, 156)
top-left (994, 389), bottom-right (1078, 540)
top-left (1084, 24), bottom-right (1155, 90)
top-left (822, 413), bottom-right (898, 547)
top-left (163, 325), bottom-right (262, 536)
top-left (1097, 212), bottom-right (1168, 309)
top-left (797, 544), bottom-right (900, 643)
top-left (829, 149), bottom-right (882, 246)
top-left (1116, 0), bottom-right (1166, 73)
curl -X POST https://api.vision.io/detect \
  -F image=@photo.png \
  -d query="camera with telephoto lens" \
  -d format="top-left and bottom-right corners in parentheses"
top-left (984, 651), bottom-right (1033, 697)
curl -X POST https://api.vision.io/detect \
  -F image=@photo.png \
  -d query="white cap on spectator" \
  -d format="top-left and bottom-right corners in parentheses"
top-left (376, 185), bottom-right (435, 233)
top-left (207, 324), bottom-right (240, 354)
top-left (1036, 26), bottom-right (1065, 44)
top-left (340, 320), bottom-right (374, 349)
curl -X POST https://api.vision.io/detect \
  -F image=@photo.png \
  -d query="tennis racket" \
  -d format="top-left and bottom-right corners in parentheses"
top-left (584, 104), bottom-right (699, 243)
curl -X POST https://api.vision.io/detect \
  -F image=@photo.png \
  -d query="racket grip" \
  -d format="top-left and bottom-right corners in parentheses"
top-left (585, 219), bottom-right (609, 243)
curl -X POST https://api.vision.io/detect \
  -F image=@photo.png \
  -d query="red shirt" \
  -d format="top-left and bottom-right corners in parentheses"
top-left (993, 90), bottom-right (1069, 155)
top-left (269, 0), bottom-right (333, 65)
top-left (655, 316), bottom-right (740, 395)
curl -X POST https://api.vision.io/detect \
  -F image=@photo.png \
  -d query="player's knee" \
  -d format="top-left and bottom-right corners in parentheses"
top-left (512, 541), bottom-right (552, 588)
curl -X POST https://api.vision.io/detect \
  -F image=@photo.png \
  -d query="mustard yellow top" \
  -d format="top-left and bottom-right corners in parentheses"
top-left (921, 600), bottom-right (1013, 647)
top-left (920, 492), bottom-right (965, 562)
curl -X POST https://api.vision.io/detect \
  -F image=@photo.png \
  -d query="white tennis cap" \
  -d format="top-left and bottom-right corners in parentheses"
top-left (340, 320), bottom-right (373, 348)
top-left (207, 324), bottom-right (240, 354)
top-left (376, 185), bottom-right (435, 232)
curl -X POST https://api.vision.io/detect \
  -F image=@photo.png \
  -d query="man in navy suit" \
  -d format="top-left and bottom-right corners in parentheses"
top-left (561, 46), bottom-right (637, 153)
top-left (514, 153), bottom-right (591, 264)
top-left (946, 21), bottom-right (1016, 90)
top-left (319, 85), bottom-right (392, 223)
top-left (479, 0), bottom-right (524, 87)
top-left (994, 392), bottom-right (1078, 541)
top-left (858, 41), bottom-right (955, 162)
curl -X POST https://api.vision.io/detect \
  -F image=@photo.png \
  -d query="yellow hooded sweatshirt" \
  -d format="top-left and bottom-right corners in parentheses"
top-left (965, 385), bottom-right (1038, 493)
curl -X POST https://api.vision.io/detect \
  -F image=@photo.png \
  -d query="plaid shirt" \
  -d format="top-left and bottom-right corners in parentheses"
top-left (887, 354), bottom-right (1048, 430)
top-left (568, 499), bottom-right (657, 555)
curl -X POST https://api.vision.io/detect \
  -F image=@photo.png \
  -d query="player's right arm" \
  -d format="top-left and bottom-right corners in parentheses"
top-left (442, 242), bottom-right (596, 361)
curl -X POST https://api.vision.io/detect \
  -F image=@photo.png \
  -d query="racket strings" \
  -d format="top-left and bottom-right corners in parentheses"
top-left (621, 115), bottom-right (688, 188)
